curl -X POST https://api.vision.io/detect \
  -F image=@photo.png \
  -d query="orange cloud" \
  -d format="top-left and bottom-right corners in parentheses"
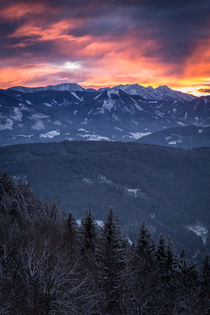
top-left (0, 2), bottom-right (209, 97)
top-left (0, 3), bottom-right (46, 20)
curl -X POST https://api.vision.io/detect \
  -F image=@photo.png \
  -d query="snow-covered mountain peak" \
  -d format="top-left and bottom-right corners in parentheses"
top-left (8, 83), bottom-right (84, 93)
top-left (47, 83), bottom-right (84, 92)
top-left (111, 83), bottom-right (196, 102)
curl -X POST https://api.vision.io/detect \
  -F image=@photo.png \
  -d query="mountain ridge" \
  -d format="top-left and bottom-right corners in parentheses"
top-left (0, 83), bottom-right (209, 147)
top-left (6, 82), bottom-right (196, 102)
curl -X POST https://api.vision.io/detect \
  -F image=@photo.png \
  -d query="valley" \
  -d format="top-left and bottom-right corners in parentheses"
top-left (0, 140), bottom-right (209, 258)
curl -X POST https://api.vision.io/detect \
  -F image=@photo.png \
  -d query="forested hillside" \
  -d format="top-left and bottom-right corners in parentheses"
top-left (0, 173), bottom-right (209, 314)
top-left (0, 141), bottom-right (210, 257)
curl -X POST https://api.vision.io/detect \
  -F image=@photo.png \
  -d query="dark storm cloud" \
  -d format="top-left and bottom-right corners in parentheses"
top-left (198, 89), bottom-right (210, 93)
top-left (1, 0), bottom-right (209, 66)
top-left (0, 0), bottom-right (209, 92)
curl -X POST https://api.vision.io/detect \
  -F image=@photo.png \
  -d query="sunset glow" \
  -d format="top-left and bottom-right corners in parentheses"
top-left (0, 1), bottom-right (209, 96)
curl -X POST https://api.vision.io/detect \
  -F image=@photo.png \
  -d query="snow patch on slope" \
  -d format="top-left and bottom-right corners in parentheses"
top-left (128, 132), bottom-right (151, 140)
top-left (71, 92), bottom-right (81, 101)
top-left (186, 223), bottom-right (208, 245)
top-left (98, 174), bottom-right (113, 185)
top-left (0, 118), bottom-right (14, 130)
top-left (40, 130), bottom-right (60, 139)
top-left (11, 107), bottom-right (22, 122)
top-left (103, 99), bottom-right (115, 111)
top-left (32, 120), bottom-right (45, 130)
top-left (79, 134), bottom-right (110, 141)
top-left (31, 113), bottom-right (49, 120)
top-left (43, 102), bottom-right (52, 108)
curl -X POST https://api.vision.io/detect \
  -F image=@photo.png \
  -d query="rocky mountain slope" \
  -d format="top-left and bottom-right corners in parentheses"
top-left (0, 83), bottom-right (209, 146)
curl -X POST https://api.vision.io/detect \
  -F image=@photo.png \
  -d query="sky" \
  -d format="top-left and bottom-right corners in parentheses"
top-left (0, 0), bottom-right (210, 96)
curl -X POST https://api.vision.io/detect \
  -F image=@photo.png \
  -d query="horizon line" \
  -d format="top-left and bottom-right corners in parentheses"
top-left (2, 82), bottom-right (207, 97)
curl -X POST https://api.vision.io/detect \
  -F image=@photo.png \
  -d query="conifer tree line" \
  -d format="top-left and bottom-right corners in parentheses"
top-left (0, 172), bottom-right (209, 314)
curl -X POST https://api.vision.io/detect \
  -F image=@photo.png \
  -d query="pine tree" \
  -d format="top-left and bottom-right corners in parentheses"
top-left (198, 253), bottom-right (210, 314)
top-left (202, 253), bottom-right (210, 287)
top-left (66, 212), bottom-right (78, 253)
top-left (67, 212), bottom-right (78, 238)
top-left (166, 238), bottom-right (177, 273)
top-left (136, 222), bottom-right (155, 266)
top-left (156, 235), bottom-right (166, 274)
top-left (81, 209), bottom-right (96, 252)
top-left (97, 208), bottom-right (128, 314)
top-left (132, 223), bottom-right (156, 313)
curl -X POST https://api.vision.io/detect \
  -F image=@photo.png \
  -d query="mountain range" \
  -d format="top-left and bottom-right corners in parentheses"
top-left (0, 83), bottom-right (210, 147)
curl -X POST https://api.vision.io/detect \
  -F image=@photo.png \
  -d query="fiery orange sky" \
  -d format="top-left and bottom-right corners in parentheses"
top-left (0, 1), bottom-right (210, 96)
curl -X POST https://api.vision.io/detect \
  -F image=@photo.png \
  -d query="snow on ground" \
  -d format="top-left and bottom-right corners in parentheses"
top-left (79, 134), bottom-right (110, 141)
top-left (0, 118), bottom-right (14, 130)
top-left (40, 130), bottom-right (60, 139)
top-left (124, 106), bottom-right (133, 113)
top-left (168, 140), bottom-right (182, 145)
top-left (50, 120), bottom-right (61, 126)
top-left (76, 219), bottom-right (104, 228)
top-left (98, 174), bottom-right (113, 185)
top-left (95, 220), bottom-right (104, 228)
top-left (114, 127), bottom-right (123, 131)
top-left (128, 238), bottom-right (133, 245)
top-left (124, 187), bottom-right (147, 199)
top-left (131, 98), bottom-right (143, 111)
top-left (11, 107), bottom-right (22, 122)
top-left (17, 134), bottom-right (33, 138)
top-left (177, 121), bottom-right (187, 126)
top-left (71, 92), bottom-right (81, 101)
top-left (112, 114), bottom-right (120, 121)
top-left (32, 120), bottom-right (45, 130)
top-left (155, 110), bottom-right (165, 118)
top-left (31, 113), bottom-right (49, 120)
top-left (186, 223), bottom-right (208, 245)
top-left (125, 188), bottom-right (140, 198)
top-left (83, 178), bottom-right (94, 184)
top-left (82, 174), bottom-right (147, 200)
top-left (107, 89), bottom-right (120, 97)
top-left (94, 93), bottom-right (102, 100)
top-left (81, 118), bottom-right (88, 125)
top-left (131, 120), bottom-right (139, 125)
top-left (43, 102), bottom-right (52, 107)
top-left (128, 132), bottom-right (151, 140)
top-left (78, 128), bottom-right (90, 133)
top-left (103, 99), bottom-right (115, 111)
top-left (19, 103), bottom-right (29, 111)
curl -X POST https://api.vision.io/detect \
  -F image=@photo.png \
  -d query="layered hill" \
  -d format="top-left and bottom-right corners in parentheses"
top-left (138, 125), bottom-right (210, 148)
top-left (0, 140), bottom-right (209, 258)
